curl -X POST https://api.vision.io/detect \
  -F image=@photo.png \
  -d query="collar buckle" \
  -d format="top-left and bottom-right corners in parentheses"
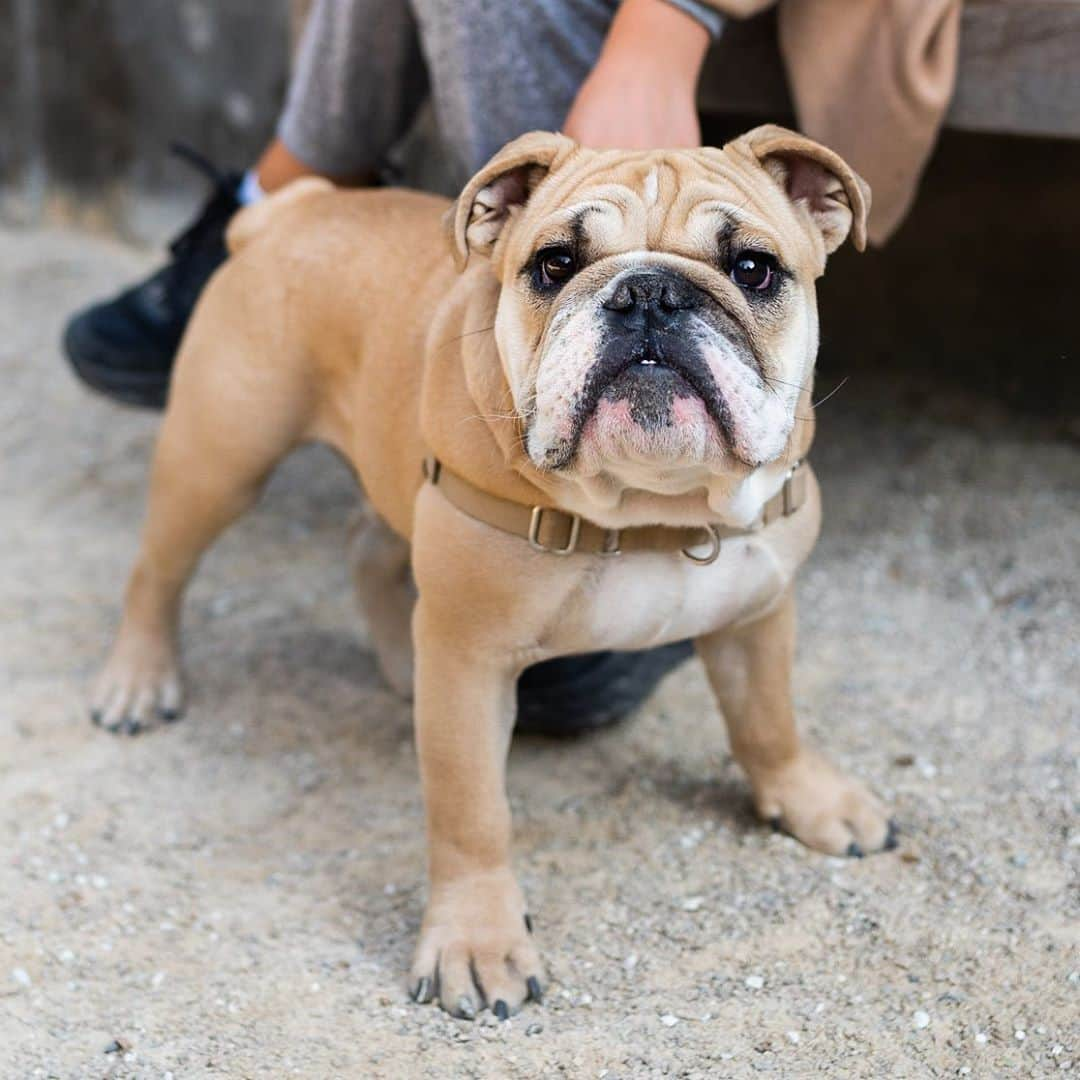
top-left (528, 506), bottom-right (582, 555)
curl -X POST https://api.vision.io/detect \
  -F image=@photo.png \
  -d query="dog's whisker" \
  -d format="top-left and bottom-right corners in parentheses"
top-left (763, 374), bottom-right (813, 393)
top-left (456, 411), bottom-right (522, 427)
top-left (436, 325), bottom-right (496, 349)
top-left (811, 375), bottom-right (849, 410)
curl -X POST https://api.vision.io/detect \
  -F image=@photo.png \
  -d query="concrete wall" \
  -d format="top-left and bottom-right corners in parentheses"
top-left (0, 0), bottom-right (290, 228)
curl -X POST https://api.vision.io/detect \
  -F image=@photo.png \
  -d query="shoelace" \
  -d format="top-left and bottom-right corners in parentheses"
top-left (166, 142), bottom-right (239, 260)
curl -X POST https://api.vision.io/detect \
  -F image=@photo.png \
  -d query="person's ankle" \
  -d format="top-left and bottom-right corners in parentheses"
top-left (255, 139), bottom-right (320, 193)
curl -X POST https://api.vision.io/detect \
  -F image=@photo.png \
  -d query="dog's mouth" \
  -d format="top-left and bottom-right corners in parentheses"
top-left (541, 332), bottom-right (735, 470)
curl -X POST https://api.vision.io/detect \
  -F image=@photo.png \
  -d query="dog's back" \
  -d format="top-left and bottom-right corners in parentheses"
top-left (174, 181), bottom-right (460, 536)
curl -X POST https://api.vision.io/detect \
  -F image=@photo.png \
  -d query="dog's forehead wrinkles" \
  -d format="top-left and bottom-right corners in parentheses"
top-left (561, 198), bottom-right (635, 252)
top-left (531, 154), bottom-right (797, 261)
top-left (643, 166), bottom-right (659, 207)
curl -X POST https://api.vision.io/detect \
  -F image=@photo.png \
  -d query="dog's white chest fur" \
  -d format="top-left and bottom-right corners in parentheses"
top-left (552, 534), bottom-right (797, 655)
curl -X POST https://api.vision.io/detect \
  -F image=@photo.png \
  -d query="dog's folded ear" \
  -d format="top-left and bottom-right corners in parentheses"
top-left (446, 131), bottom-right (577, 271)
top-left (735, 125), bottom-right (871, 256)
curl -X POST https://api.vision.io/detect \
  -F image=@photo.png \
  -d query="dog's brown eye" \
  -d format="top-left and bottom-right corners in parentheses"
top-left (731, 251), bottom-right (775, 292)
top-left (537, 247), bottom-right (576, 287)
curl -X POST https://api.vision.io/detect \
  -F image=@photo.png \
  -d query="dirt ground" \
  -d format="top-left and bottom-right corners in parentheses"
top-left (1, 224), bottom-right (1077, 1079)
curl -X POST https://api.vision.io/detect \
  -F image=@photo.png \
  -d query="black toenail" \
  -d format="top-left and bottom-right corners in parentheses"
top-left (526, 976), bottom-right (543, 1003)
top-left (884, 819), bottom-right (900, 851)
top-left (769, 816), bottom-right (783, 833)
top-left (412, 976), bottom-right (431, 1003)
top-left (524, 913), bottom-right (534, 934)
top-left (493, 999), bottom-right (509, 1021)
top-left (846, 842), bottom-right (865, 858)
top-left (90, 710), bottom-right (103, 727)
top-left (123, 719), bottom-right (142, 736)
top-left (456, 995), bottom-right (476, 1020)
top-left (160, 708), bottom-right (180, 723)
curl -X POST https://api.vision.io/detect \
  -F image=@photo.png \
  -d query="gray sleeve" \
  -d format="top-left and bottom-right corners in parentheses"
top-left (659, 0), bottom-right (725, 38)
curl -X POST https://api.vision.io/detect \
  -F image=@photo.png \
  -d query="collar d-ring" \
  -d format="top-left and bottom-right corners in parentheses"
top-left (681, 524), bottom-right (722, 565)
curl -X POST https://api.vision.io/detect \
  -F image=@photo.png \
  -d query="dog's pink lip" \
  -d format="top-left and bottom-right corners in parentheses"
top-left (542, 355), bottom-right (733, 470)
top-left (672, 394), bottom-right (710, 425)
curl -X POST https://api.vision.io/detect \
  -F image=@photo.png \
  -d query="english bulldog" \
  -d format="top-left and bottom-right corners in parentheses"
top-left (91, 126), bottom-right (895, 1019)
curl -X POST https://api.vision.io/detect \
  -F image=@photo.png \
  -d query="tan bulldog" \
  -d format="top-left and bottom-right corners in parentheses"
top-left (91, 126), bottom-right (895, 1020)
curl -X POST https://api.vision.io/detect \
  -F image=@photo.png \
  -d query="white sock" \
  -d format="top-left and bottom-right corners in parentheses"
top-left (236, 169), bottom-right (265, 205)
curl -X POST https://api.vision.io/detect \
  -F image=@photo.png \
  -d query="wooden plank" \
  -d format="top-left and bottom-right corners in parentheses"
top-left (697, 1), bottom-right (1080, 140)
top-left (949, 1), bottom-right (1080, 138)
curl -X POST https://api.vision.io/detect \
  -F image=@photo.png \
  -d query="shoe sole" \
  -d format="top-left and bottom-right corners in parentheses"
top-left (515, 641), bottom-right (694, 737)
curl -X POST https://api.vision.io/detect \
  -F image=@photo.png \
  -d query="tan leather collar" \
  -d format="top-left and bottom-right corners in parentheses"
top-left (423, 457), bottom-right (809, 565)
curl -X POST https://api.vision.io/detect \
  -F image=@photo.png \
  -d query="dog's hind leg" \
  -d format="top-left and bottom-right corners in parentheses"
top-left (90, 325), bottom-right (313, 734)
top-left (348, 503), bottom-right (416, 699)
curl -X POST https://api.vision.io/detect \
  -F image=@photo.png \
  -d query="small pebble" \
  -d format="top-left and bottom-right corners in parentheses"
top-left (786, 1031), bottom-right (800, 1044)
top-left (744, 975), bottom-right (764, 990)
top-left (660, 1014), bottom-right (679, 1027)
top-left (11, 968), bottom-right (31, 988)
top-left (525, 1023), bottom-right (543, 1036)
top-left (913, 1010), bottom-right (931, 1030)
top-left (1015, 1029), bottom-right (1026, 1041)
top-left (681, 896), bottom-right (704, 912)
top-left (975, 1033), bottom-right (988, 1044)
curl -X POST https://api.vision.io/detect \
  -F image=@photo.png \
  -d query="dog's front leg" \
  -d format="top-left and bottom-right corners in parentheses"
top-left (408, 599), bottom-right (542, 1020)
top-left (696, 589), bottom-right (895, 857)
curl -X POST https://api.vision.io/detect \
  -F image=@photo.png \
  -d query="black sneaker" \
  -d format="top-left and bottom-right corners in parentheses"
top-left (516, 641), bottom-right (694, 737)
top-left (63, 145), bottom-right (242, 409)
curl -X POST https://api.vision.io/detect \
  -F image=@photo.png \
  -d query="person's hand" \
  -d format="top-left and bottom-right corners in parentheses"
top-left (564, 0), bottom-right (710, 150)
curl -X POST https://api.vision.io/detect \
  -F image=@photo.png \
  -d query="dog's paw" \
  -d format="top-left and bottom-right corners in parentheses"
top-left (89, 632), bottom-right (183, 736)
top-left (410, 868), bottom-right (543, 1019)
top-left (751, 749), bottom-right (896, 857)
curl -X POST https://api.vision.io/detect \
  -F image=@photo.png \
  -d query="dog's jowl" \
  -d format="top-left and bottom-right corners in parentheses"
top-left (92, 127), bottom-right (895, 1019)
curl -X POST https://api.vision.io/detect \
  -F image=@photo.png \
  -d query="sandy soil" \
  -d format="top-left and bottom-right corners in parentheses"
top-left (1, 225), bottom-right (1077, 1078)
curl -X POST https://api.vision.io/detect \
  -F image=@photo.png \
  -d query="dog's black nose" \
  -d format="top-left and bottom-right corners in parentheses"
top-left (603, 270), bottom-right (701, 319)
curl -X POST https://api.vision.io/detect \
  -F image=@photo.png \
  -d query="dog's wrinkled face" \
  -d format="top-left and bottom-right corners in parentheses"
top-left (450, 128), bottom-right (869, 497)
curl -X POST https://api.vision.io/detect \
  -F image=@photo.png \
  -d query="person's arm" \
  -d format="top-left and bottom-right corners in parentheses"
top-left (563, 0), bottom-right (712, 149)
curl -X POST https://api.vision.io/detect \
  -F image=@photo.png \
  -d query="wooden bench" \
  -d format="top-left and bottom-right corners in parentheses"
top-left (698, 0), bottom-right (1080, 140)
